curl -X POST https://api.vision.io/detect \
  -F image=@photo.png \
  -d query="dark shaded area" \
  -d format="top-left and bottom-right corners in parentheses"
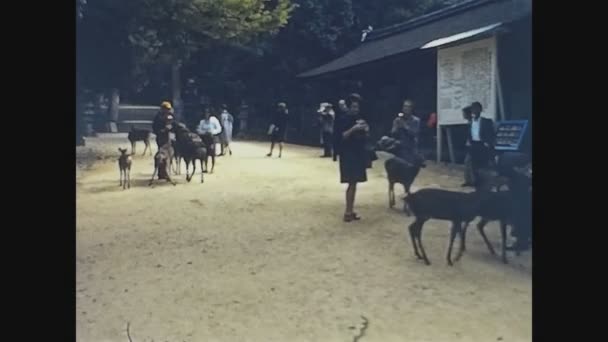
top-left (76, 1), bottom-right (466, 142)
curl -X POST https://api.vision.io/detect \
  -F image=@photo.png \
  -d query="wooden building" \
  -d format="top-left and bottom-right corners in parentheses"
top-left (299, 0), bottom-right (532, 162)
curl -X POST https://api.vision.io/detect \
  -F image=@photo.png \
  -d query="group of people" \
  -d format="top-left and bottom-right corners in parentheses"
top-left (312, 96), bottom-right (504, 223)
top-left (152, 101), bottom-right (235, 156)
top-left (313, 95), bottom-right (424, 222)
top-left (264, 96), bottom-right (373, 221)
top-left (149, 97), bottom-right (528, 250)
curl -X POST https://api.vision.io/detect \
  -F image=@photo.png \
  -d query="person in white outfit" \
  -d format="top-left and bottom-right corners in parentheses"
top-left (196, 108), bottom-right (222, 136)
top-left (196, 108), bottom-right (222, 170)
top-left (219, 104), bottom-right (234, 156)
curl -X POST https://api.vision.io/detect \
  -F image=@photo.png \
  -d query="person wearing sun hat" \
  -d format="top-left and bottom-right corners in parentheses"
top-left (152, 101), bottom-right (175, 149)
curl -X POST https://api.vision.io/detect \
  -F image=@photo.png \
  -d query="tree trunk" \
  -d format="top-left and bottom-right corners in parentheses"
top-left (108, 88), bottom-right (120, 132)
top-left (171, 61), bottom-right (183, 121)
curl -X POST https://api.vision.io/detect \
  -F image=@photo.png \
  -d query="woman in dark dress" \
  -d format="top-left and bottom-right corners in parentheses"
top-left (335, 94), bottom-right (369, 222)
top-left (267, 102), bottom-right (288, 158)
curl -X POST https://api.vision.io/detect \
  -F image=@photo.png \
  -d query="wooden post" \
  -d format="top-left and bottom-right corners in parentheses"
top-left (495, 34), bottom-right (506, 121)
top-left (446, 126), bottom-right (456, 164)
top-left (436, 124), bottom-right (442, 163)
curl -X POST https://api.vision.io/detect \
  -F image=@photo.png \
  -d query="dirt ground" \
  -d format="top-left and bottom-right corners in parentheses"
top-left (76, 136), bottom-right (531, 342)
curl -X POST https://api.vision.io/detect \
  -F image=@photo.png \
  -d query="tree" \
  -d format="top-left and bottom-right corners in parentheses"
top-left (77, 0), bottom-right (295, 119)
top-left (182, 0), bottom-right (464, 114)
top-left (123, 0), bottom-right (295, 118)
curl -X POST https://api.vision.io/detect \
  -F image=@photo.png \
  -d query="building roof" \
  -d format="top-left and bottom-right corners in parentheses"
top-left (298, 0), bottom-right (531, 78)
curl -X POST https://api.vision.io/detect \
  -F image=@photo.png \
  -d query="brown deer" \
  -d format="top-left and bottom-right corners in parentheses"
top-left (149, 143), bottom-right (176, 186)
top-left (118, 148), bottom-right (132, 189)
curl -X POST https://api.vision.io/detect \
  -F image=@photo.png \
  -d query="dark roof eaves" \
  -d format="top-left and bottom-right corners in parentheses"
top-left (365, 0), bottom-right (506, 42)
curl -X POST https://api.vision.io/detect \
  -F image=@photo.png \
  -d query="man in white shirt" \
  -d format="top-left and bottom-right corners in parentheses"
top-left (464, 102), bottom-right (495, 186)
top-left (196, 108), bottom-right (222, 172)
top-left (197, 109), bottom-right (222, 136)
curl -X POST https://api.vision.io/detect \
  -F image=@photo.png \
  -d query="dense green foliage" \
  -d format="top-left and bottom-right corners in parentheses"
top-left (77, 0), bottom-right (463, 135)
top-left (77, 0), bottom-right (294, 95)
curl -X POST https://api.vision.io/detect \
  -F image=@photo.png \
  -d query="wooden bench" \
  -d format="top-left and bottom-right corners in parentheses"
top-left (117, 105), bottom-right (158, 132)
top-left (118, 120), bottom-right (154, 132)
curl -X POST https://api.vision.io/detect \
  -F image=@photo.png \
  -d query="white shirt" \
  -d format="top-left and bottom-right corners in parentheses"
top-left (471, 118), bottom-right (481, 142)
top-left (197, 116), bottom-right (222, 136)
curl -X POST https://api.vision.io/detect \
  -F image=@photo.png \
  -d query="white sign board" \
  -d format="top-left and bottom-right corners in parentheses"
top-left (437, 37), bottom-right (497, 125)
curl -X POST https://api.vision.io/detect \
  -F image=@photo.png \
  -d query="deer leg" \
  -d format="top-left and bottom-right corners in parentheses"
top-left (415, 220), bottom-right (430, 265)
top-left (408, 220), bottom-right (422, 260)
top-left (185, 160), bottom-right (192, 182)
top-left (142, 141), bottom-right (148, 156)
top-left (119, 168), bottom-right (123, 187)
top-left (388, 181), bottom-right (395, 208)
top-left (210, 153), bottom-right (215, 174)
top-left (402, 186), bottom-right (413, 216)
top-left (188, 160), bottom-right (196, 183)
top-left (417, 233), bottom-right (431, 266)
top-left (149, 167), bottom-right (157, 186)
top-left (127, 168), bottom-right (131, 189)
top-left (131, 141), bottom-right (136, 155)
top-left (200, 159), bottom-right (205, 183)
top-left (477, 218), bottom-right (496, 255)
top-left (454, 222), bottom-right (469, 262)
top-left (447, 221), bottom-right (462, 266)
top-left (500, 221), bottom-right (508, 264)
top-left (165, 164), bottom-right (176, 186)
top-left (461, 221), bottom-right (469, 251)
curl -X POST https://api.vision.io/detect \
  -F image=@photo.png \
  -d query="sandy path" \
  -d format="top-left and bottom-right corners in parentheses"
top-left (76, 139), bottom-right (531, 342)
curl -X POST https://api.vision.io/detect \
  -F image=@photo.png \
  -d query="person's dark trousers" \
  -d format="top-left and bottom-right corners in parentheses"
top-left (463, 151), bottom-right (476, 185)
top-left (322, 132), bottom-right (332, 157)
top-left (332, 142), bottom-right (339, 161)
top-left (470, 141), bottom-right (491, 182)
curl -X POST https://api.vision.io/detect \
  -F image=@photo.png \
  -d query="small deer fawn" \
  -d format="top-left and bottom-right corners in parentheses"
top-left (118, 148), bottom-right (132, 189)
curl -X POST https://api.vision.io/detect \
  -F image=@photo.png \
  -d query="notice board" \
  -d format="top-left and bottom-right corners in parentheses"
top-left (437, 37), bottom-right (497, 125)
top-left (494, 120), bottom-right (528, 151)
